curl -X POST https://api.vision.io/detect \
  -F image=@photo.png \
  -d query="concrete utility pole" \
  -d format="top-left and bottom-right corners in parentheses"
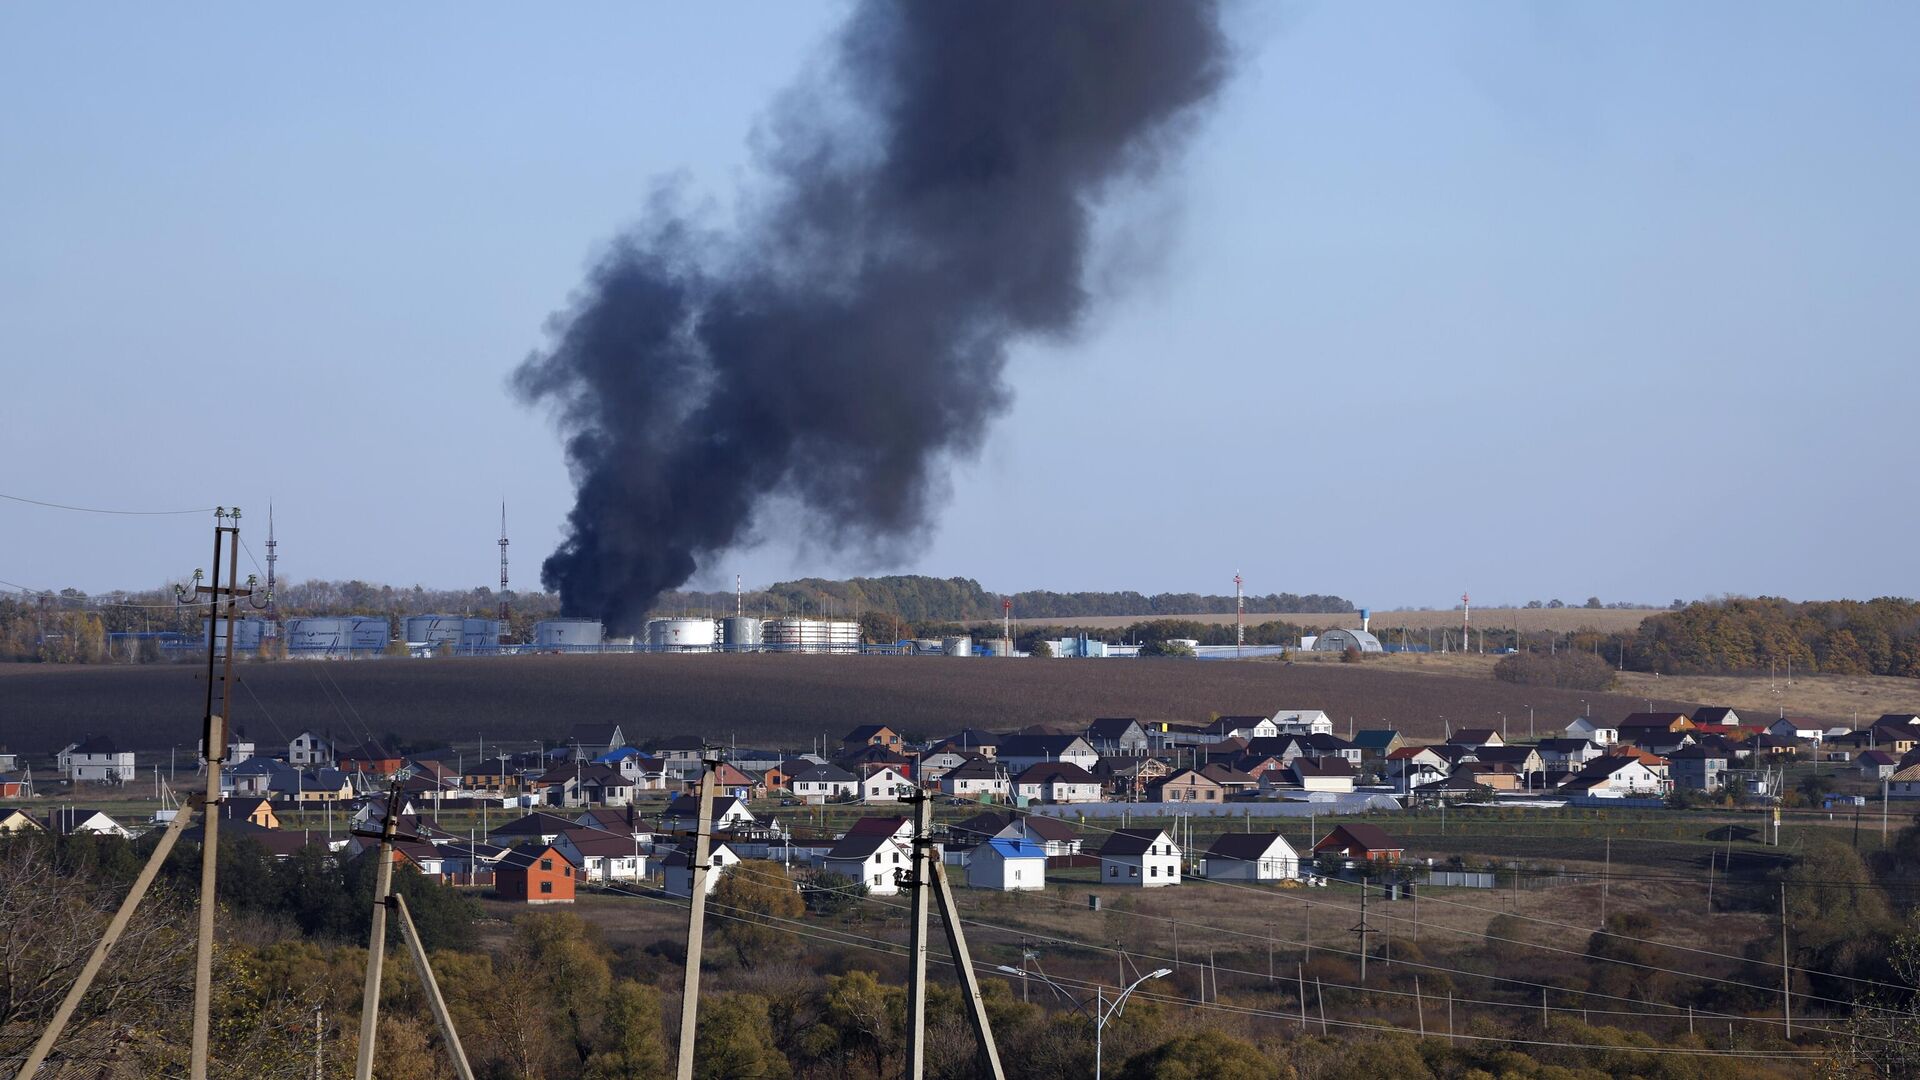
top-left (355, 789), bottom-right (403, 1080)
top-left (906, 793), bottom-right (933, 1079)
top-left (675, 754), bottom-right (721, 1080)
top-left (390, 893), bottom-right (476, 1079)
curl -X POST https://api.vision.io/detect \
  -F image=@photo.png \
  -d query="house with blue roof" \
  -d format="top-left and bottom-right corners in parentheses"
top-left (966, 836), bottom-right (1046, 892)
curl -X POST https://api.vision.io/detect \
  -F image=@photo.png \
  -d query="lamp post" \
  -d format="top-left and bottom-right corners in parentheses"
top-left (997, 965), bottom-right (1169, 1079)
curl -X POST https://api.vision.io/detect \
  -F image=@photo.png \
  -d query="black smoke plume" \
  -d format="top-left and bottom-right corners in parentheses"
top-left (515, 1), bottom-right (1229, 633)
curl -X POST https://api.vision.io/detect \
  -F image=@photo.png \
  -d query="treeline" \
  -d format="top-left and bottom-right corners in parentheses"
top-left (1614, 596), bottom-right (1920, 677)
top-left (655, 575), bottom-right (1351, 623)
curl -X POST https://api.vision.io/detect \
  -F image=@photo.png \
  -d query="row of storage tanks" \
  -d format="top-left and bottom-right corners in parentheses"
top-left (205, 615), bottom-right (504, 657)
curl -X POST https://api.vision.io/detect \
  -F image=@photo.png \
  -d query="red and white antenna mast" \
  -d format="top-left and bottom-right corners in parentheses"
top-left (1234, 572), bottom-right (1245, 657)
top-left (1002, 597), bottom-right (1012, 647)
top-left (498, 503), bottom-right (510, 626)
top-left (736, 574), bottom-right (744, 618)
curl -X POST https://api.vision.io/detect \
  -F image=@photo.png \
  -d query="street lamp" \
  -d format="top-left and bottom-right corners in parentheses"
top-left (997, 965), bottom-right (1170, 1079)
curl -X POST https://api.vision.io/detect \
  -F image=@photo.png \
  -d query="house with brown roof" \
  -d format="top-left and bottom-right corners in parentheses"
top-left (1311, 823), bottom-right (1402, 863)
top-left (1013, 762), bottom-right (1103, 804)
top-left (842, 725), bottom-right (904, 753)
top-left (1097, 828), bottom-right (1181, 887)
top-left (221, 797), bottom-right (279, 829)
top-left (1148, 768), bottom-right (1224, 805)
top-left (1201, 832), bottom-right (1299, 882)
top-left (1285, 758), bottom-right (1356, 793)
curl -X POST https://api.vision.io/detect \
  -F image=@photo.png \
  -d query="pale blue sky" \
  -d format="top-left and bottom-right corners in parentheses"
top-left (2, 3), bottom-right (1914, 609)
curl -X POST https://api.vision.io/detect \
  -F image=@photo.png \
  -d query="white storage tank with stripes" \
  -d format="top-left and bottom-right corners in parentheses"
top-left (763, 618), bottom-right (861, 653)
top-left (349, 616), bottom-right (391, 652)
top-left (942, 635), bottom-right (973, 657)
top-left (647, 617), bottom-right (719, 651)
top-left (534, 619), bottom-right (604, 649)
top-left (286, 616), bottom-right (359, 657)
top-left (404, 615), bottom-right (464, 648)
top-left (461, 618), bottom-right (503, 653)
top-left (204, 616), bottom-right (270, 656)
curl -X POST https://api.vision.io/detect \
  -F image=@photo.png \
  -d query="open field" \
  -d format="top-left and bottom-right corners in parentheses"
top-left (0, 651), bottom-right (1703, 755)
top-left (1010, 607), bottom-right (1657, 633)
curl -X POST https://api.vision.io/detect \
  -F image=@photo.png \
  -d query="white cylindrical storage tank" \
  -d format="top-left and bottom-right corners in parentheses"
top-left (722, 616), bottom-right (763, 651)
top-left (647, 617), bottom-right (719, 652)
top-left (204, 617), bottom-right (269, 656)
top-left (764, 618), bottom-right (862, 653)
top-left (349, 616), bottom-right (391, 653)
top-left (984, 637), bottom-right (1013, 657)
top-left (534, 619), bottom-right (604, 649)
top-left (942, 635), bottom-right (973, 657)
top-left (286, 616), bottom-right (354, 657)
top-left (460, 618), bottom-right (502, 653)
top-left (404, 615), bottom-right (464, 648)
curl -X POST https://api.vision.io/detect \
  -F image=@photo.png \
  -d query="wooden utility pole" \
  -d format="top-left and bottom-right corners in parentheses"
top-left (675, 754), bottom-right (721, 1080)
top-left (906, 793), bottom-right (932, 1080)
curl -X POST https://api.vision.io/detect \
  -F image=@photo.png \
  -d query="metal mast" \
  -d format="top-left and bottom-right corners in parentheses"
top-left (498, 503), bottom-right (510, 625)
top-left (1234, 572), bottom-right (1244, 657)
top-left (1461, 591), bottom-right (1471, 654)
top-left (264, 503), bottom-right (279, 631)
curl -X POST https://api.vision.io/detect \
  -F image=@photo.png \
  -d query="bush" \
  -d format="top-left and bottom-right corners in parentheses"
top-left (1491, 650), bottom-right (1616, 691)
top-left (1340, 646), bottom-right (1362, 664)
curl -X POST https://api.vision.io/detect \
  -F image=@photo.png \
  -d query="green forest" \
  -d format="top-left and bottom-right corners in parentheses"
top-left (1612, 597), bottom-right (1920, 678)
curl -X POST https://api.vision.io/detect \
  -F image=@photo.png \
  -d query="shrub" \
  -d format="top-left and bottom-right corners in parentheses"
top-left (1491, 650), bottom-right (1616, 691)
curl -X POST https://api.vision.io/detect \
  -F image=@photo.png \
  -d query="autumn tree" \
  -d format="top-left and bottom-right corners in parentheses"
top-left (710, 860), bottom-right (805, 965)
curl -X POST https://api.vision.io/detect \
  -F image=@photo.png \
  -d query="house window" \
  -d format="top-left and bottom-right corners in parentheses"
top-left (1013, 869), bottom-right (1021, 881)
top-left (1150, 866), bottom-right (1158, 878)
top-left (541, 859), bottom-right (553, 871)
top-left (1109, 866), bottom-right (1119, 878)
top-left (1130, 866), bottom-right (1139, 877)
top-left (539, 881), bottom-right (553, 894)
top-left (874, 874), bottom-right (883, 885)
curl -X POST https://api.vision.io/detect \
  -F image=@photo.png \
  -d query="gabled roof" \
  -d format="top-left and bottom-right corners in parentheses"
top-left (826, 833), bottom-right (899, 861)
top-left (44, 808), bottom-right (119, 833)
top-left (1387, 746), bottom-right (1442, 761)
top-left (1470, 746), bottom-right (1537, 766)
top-left (1288, 758), bottom-right (1354, 777)
top-left (1312, 822), bottom-right (1400, 853)
top-left (489, 812), bottom-right (581, 837)
top-left (791, 763), bottom-right (859, 784)
top-left (1667, 745), bottom-right (1726, 761)
top-left (846, 816), bottom-right (909, 838)
top-left (1692, 707), bottom-right (1741, 725)
top-left (567, 724), bottom-right (624, 746)
top-left (1351, 730), bottom-right (1401, 751)
top-left (1205, 832), bottom-right (1293, 861)
top-left (1201, 715), bottom-right (1271, 735)
top-left (1621, 712), bottom-right (1692, 729)
top-left (1086, 718), bottom-right (1142, 740)
top-left (1535, 739), bottom-right (1597, 752)
top-left (1098, 828), bottom-right (1169, 857)
top-left (497, 844), bottom-right (573, 871)
top-left (943, 757), bottom-right (1005, 781)
top-left (1014, 761), bottom-right (1098, 785)
top-left (951, 812), bottom-right (1020, 843)
top-left (1858, 750), bottom-right (1898, 765)
top-left (938, 728), bottom-right (1000, 749)
top-left (998, 734), bottom-right (1092, 757)
top-left (984, 836), bottom-right (1047, 860)
top-left (664, 795), bottom-right (743, 820)
top-left (1451, 729), bottom-right (1499, 744)
top-left (558, 829), bottom-right (647, 857)
top-left (1020, 815), bottom-right (1080, 843)
top-left (1198, 763), bottom-right (1257, 786)
top-left (843, 724), bottom-right (897, 741)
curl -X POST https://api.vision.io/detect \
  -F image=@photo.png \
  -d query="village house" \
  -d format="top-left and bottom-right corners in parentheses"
top-left (337, 744), bottom-right (405, 778)
top-left (997, 734), bottom-right (1099, 773)
top-left (0, 808), bottom-right (41, 833)
top-left (496, 845), bottom-right (577, 904)
top-left (1857, 751), bottom-right (1899, 781)
top-left (952, 812), bottom-right (1083, 857)
top-left (532, 765), bottom-right (586, 808)
top-left (663, 843), bottom-right (741, 897)
top-left (1085, 718), bottom-right (1150, 757)
top-left (579, 764), bottom-right (638, 807)
top-left (288, 731), bottom-right (335, 767)
top-left (940, 757), bottom-right (1010, 801)
top-left (790, 763), bottom-right (860, 803)
top-left (44, 808), bottom-right (132, 838)
top-left (553, 828), bottom-right (647, 884)
top-left (1562, 756), bottom-right (1668, 798)
top-left (488, 811), bottom-right (583, 847)
top-left (932, 729), bottom-right (999, 759)
top-left (860, 766), bottom-right (916, 803)
top-left (1012, 761), bottom-right (1104, 804)
top-left (565, 724), bottom-right (627, 757)
top-left (1270, 710), bottom-right (1335, 735)
top-left (0, 773), bottom-right (33, 800)
top-left (1449, 729), bottom-right (1504, 749)
top-left (842, 724), bottom-right (904, 753)
top-left (967, 836), bottom-right (1047, 891)
top-left (270, 768), bottom-right (355, 805)
top-left (575, 807), bottom-right (653, 841)
top-left (1534, 738), bottom-right (1604, 771)
top-left (915, 749), bottom-right (974, 784)
top-left (1198, 763), bottom-right (1260, 797)
top-left (1888, 763), bottom-right (1920, 799)
top-left (1311, 823), bottom-right (1402, 863)
top-left (661, 794), bottom-right (756, 833)
top-left (1302, 734), bottom-right (1364, 766)
top-left (226, 757), bottom-right (287, 797)
top-left (1350, 730), bottom-right (1404, 768)
top-left (58, 736), bottom-right (136, 783)
top-left (1667, 746), bottom-right (1730, 792)
top-left (1768, 717), bottom-right (1827, 743)
top-left (1095, 756), bottom-right (1173, 800)
top-left (221, 797), bottom-right (280, 829)
top-left (822, 828), bottom-right (911, 896)
top-left (1286, 758), bottom-right (1357, 793)
top-left (1692, 707), bottom-right (1744, 728)
top-left (1386, 746), bottom-right (1449, 793)
top-left (1196, 716), bottom-right (1279, 744)
top-left (1149, 768), bottom-right (1224, 804)
top-left (1202, 832), bottom-right (1299, 882)
top-left (1098, 828), bottom-right (1181, 887)
top-left (1564, 717), bottom-right (1619, 746)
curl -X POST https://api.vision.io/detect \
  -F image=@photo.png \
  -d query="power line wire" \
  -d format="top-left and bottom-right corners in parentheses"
top-left (0, 491), bottom-right (217, 515)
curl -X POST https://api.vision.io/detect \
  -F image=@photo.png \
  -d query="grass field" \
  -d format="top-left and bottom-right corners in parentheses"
top-left (1010, 608), bottom-right (1657, 633)
top-left (0, 651), bottom-right (1703, 756)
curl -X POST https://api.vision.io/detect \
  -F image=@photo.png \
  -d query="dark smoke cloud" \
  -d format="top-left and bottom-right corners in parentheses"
top-left (516, 1), bottom-right (1229, 633)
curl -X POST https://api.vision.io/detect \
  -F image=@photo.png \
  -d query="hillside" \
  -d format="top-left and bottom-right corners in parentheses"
top-left (0, 652), bottom-right (1698, 756)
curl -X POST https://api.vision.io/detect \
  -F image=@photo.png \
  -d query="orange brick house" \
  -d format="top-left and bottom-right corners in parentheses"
top-left (496, 845), bottom-right (577, 904)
